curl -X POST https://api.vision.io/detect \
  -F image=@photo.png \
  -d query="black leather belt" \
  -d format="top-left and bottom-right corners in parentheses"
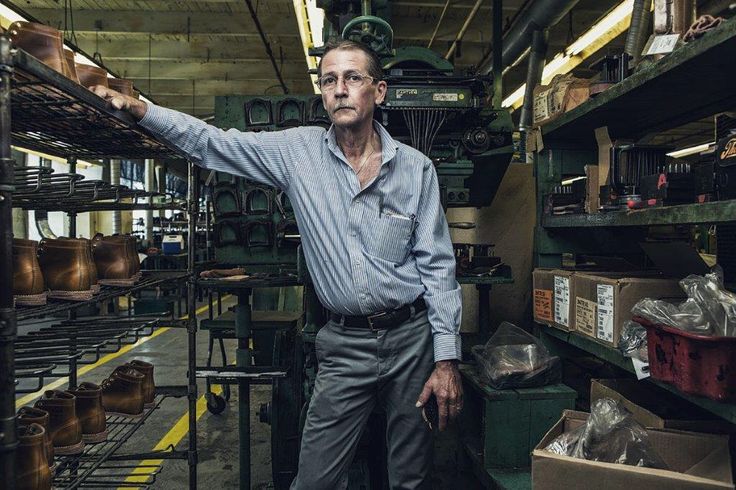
top-left (330, 297), bottom-right (426, 331)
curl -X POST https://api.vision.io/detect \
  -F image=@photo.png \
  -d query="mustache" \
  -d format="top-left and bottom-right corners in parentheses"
top-left (333, 103), bottom-right (355, 113)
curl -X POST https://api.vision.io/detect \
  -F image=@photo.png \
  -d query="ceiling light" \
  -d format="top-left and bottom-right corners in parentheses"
top-left (667, 142), bottom-right (713, 158)
top-left (503, 0), bottom-right (637, 110)
top-left (0, 4), bottom-right (24, 27)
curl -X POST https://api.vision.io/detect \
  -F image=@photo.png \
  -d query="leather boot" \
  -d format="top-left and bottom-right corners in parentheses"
top-left (59, 237), bottom-right (100, 294)
top-left (7, 21), bottom-right (66, 77)
top-left (63, 48), bottom-right (79, 83)
top-left (108, 78), bottom-right (134, 96)
top-left (17, 406), bottom-right (55, 470)
top-left (38, 238), bottom-right (94, 301)
top-left (91, 234), bottom-right (137, 285)
top-left (128, 360), bottom-right (155, 408)
top-left (16, 423), bottom-right (52, 490)
top-left (101, 366), bottom-right (145, 418)
top-left (76, 63), bottom-right (109, 89)
top-left (35, 390), bottom-right (84, 455)
top-left (13, 238), bottom-right (47, 306)
top-left (67, 382), bottom-right (107, 443)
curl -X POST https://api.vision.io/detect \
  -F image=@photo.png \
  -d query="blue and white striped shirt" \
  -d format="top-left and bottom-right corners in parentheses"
top-left (140, 104), bottom-right (462, 361)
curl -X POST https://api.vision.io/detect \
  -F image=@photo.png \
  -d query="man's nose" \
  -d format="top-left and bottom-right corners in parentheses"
top-left (333, 78), bottom-right (349, 97)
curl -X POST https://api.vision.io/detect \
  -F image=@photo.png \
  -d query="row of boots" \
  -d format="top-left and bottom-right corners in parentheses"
top-left (13, 234), bottom-right (142, 305)
top-left (15, 360), bottom-right (155, 490)
top-left (5, 21), bottom-right (136, 96)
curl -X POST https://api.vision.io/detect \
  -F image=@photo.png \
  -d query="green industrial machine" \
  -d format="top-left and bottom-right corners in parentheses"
top-left (209, 1), bottom-right (514, 488)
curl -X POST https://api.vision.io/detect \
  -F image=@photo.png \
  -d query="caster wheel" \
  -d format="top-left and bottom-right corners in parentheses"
top-left (206, 393), bottom-right (227, 414)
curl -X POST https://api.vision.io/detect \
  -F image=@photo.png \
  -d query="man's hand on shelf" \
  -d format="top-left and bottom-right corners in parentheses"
top-left (88, 85), bottom-right (148, 121)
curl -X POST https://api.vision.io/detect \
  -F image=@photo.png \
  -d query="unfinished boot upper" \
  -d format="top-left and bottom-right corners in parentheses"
top-left (67, 382), bottom-right (107, 443)
top-left (17, 406), bottom-right (54, 469)
top-left (101, 366), bottom-right (145, 417)
top-left (16, 423), bottom-right (52, 490)
top-left (34, 390), bottom-right (84, 455)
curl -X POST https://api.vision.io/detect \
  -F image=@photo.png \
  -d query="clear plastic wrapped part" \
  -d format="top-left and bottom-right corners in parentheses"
top-left (471, 321), bottom-right (561, 389)
top-left (619, 321), bottom-right (648, 362)
top-left (545, 398), bottom-right (668, 469)
top-left (632, 267), bottom-right (736, 336)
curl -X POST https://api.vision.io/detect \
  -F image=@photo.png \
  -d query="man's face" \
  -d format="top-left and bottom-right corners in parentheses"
top-left (320, 49), bottom-right (387, 129)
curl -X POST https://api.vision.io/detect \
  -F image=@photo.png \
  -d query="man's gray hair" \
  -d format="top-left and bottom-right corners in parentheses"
top-left (317, 38), bottom-right (384, 82)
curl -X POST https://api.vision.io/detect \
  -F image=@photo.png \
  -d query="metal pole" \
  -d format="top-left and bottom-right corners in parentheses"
top-left (444, 0), bottom-right (484, 60)
top-left (0, 35), bottom-right (17, 489)
top-left (519, 28), bottom-right (548, 161)
top-left (428, 0), bottom-right (452, 49)
top-left (145, 158), bottom-right (155, 247)
top-left (187, 162), bottom-right (199, 489)
top-left (110, 159), bottom-right (121, 234)
top-left (243, 0), bottom-right (289, 94)
top-left (67, 157), bottom-right (77, 238)
top-left (236, 290), bottom-right (253, 490)
top-left (492, 0), bottom-right (503, 109)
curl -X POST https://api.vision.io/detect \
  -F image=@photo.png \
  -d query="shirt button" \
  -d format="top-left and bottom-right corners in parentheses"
top-left (350, 231), bottom-right (356, 237)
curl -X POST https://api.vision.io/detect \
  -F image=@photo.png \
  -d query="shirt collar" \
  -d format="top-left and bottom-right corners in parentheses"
top-left (325, 120), bottom-right (399, 166)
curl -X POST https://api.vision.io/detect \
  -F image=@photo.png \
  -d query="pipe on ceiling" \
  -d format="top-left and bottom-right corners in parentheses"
top-left (478, 0), bottom-right (580, 75)
top-left (445, 0), bottom-right (484, 60)
top-left (244, 0), bottom-right (289, 94)
top-left (519, 28), bottom-right (548, 134)
top-left (625, 0), bottom-right (652, 66)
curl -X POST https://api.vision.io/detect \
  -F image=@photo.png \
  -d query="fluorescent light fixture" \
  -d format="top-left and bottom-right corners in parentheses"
top-left (293, 0), bottom-right (325, 94)
top-left (503, 0), bottom-right (637, 109)
top-left (0, 4), bottom-right (24, 27)
top-left (667, 142), bottom-right (713, 158)
top-left (561, 176), bottom-right (587, 185)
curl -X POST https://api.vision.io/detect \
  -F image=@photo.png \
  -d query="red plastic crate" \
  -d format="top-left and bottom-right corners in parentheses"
top-left (634, 317), bottom-right (736, 402)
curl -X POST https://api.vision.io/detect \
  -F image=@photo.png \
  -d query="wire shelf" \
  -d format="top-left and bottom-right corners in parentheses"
top-left (10, 49), bottom-right (185, 160)
top-left (15, 271), bottom-right (189, 321)
top-left (52, 397), bottom-right (171, 489)
top-left (12, 166), bottom-right (186, 212)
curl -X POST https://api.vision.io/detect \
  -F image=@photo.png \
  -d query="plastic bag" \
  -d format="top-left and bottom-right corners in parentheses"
top-left (545, 398), bottom-right (668, 469)
top-left (632, 267), bottom-right (736, 336)
top-left (471, 322), bottom-right (561, 389)
top-left (618, 321), bottom-right (648, 362)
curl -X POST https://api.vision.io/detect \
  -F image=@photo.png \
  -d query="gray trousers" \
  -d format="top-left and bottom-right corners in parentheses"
top-left (291, 308), bottom-right (435, 490)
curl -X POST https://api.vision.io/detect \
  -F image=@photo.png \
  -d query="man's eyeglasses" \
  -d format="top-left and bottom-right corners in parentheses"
top-left (315, 73), bottom-right (375, 91)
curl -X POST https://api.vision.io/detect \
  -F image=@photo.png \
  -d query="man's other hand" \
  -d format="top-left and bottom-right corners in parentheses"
top-left (415, 360), bottom-right (463, 431)
top-left (88, 85), bottom-right (147, 120)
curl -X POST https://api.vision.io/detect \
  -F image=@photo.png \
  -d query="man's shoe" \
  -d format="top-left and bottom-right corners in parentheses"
top-left (67, 382), bottom-right (108, 443)
top-left (38, 238), bottom-right (95, 301)
top-left (13, 238), bottom-right (47, 306)
top-left (16, 423), bottom-right (52, 490)
top-left (101, 366), bottom-right (145, 418)
top-left (128, 360), bottom-right (155, 408)
top-left (91, 234), bottom-right (137, 286)
top-left (17, 406), bottom-right (55, 470)
top-left (34, 390), bottom-right (85, 455)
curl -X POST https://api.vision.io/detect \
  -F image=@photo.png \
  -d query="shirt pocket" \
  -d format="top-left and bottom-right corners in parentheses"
top-left (364, 213), bottom-right (414, 264)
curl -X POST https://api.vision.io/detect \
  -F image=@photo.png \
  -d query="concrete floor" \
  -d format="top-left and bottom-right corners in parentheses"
top-left (17, 295), bottom-right (482, 489)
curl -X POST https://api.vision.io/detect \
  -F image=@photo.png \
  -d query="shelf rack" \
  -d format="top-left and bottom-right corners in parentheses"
top-left (533, 21), bottom-right (736, 426)
top-left (0, 38), bottom-right (199, 489)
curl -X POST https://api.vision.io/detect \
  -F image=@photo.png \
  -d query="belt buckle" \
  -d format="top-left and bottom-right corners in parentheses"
top-left (366, 311), bottom-right (387, 331)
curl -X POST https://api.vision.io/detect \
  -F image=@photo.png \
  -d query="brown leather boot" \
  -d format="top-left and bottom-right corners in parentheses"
top-left (63, 48), bottom-right (79, 83)
top-left (101, 366), bottom-right (145, 418)
top-left (108, 78), bottom-right (134, 96)
top-left (16, 423), bottom-right (52, 490)
top-left (38, 238), bottom-right (95, 301)
top-left (76, 63), bottom-right (109, 88)
top-left (128, 360), bottom-right (155, 408)
top-left (7, 21), bottom-right (66, 77)
top-left (17, 406), bottom-right (55, 470)
top-left (13, 238), bottom-right (47, 306)
top-left (35, 390), bottom-right (84, 455)
top-left (67, 382), bottom-right (107, 443)
top-left (91, 234), bottom-right (136, 286)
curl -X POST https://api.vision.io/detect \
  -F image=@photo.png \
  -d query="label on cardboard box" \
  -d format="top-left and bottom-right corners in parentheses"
top-left (554, 276), bottom-right (570, 327)
top-left (533, 88), bottom-right (551, 124)
top-left (534, 289), bottom-right (553, 322)
top-left (596, 284), bottom-right (614, 342)
top-left (576, 297), bottom-right (596, 336)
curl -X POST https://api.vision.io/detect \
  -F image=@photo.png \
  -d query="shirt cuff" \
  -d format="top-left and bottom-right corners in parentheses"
top-left (433, 333), bottom-right (462, 362)
top-left (138, 102), bottom-right (170, 133)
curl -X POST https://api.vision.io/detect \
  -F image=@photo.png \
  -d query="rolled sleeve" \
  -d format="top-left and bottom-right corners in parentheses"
top-left (412, 158), bottom-right (463, 362)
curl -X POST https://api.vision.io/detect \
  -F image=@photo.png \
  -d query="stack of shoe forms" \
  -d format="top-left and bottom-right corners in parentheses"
top-left (12, 234), bottom-right (141, 304)
top-left (15, 360), bottom-right (155, 489)
top-left (6, 21), bottom-right (137, 94)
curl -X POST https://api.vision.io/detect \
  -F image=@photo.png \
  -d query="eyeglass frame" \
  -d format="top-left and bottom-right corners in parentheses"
top-left (315, 71), bottom-right (378, 91)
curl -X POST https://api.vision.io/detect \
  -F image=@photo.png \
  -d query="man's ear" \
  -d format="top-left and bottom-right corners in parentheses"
top-left (375, 80), bottom-right (388, 105)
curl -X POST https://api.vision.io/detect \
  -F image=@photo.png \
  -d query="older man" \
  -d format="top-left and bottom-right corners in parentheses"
top-left (92, 38), bottom-right (463, 489)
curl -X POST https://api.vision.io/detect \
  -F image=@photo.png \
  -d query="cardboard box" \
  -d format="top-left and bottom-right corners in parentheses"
top-left (533, 410), bottom-right (734, 490)
top-left (533, 269), bottom-right (575, 331)
top-left (591, 379), bottom-right (733, 433)
top-left (573, 272), bottom-right (683, 347)
top-left (533, 74), bottom-right (590, 127)
top-left (584, 165), bottom-right (599, 214)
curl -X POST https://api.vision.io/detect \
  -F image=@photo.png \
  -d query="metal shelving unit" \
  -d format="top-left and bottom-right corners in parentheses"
top-left (533, 20), bottom-right (736, 423)
top-left (0, 38), bottom-right (199, 489)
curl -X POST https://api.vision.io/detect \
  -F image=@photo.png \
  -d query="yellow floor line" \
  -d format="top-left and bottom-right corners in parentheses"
top-left (16, 295), bottom-right (232, 408)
